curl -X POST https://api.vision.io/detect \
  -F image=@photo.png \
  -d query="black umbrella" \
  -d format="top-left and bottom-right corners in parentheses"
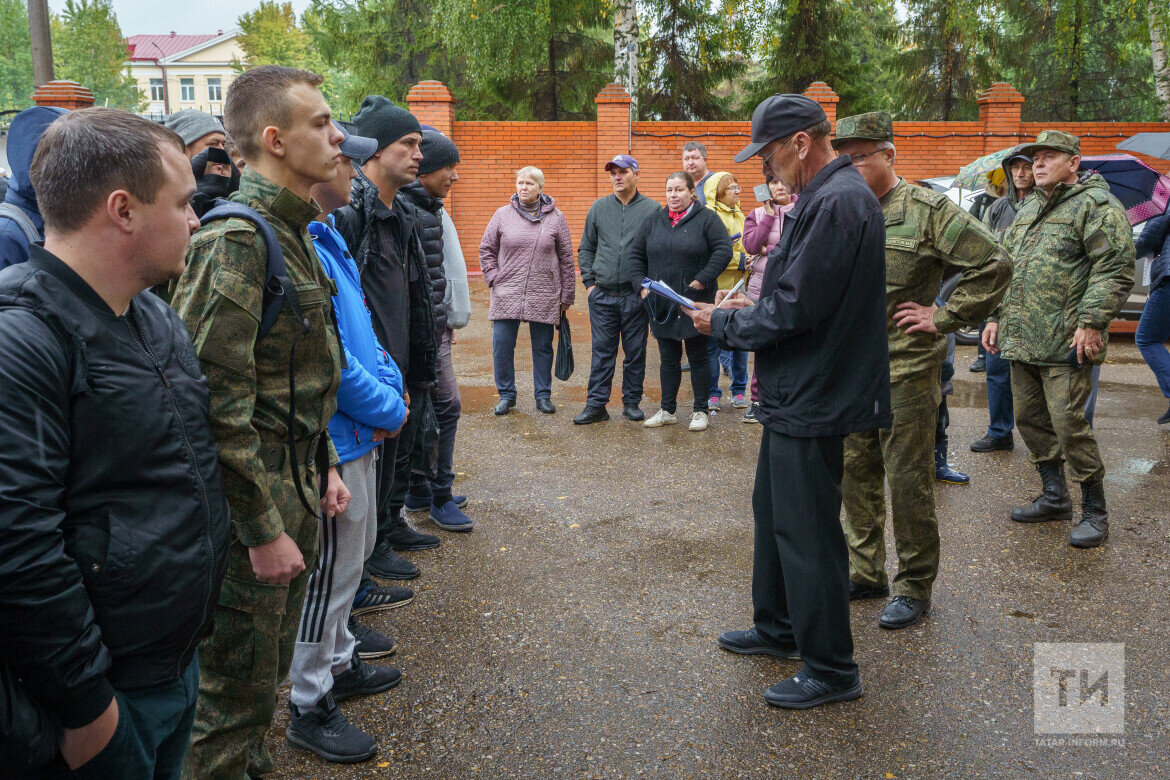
top-left (1116, 132), bottom-right (1170, 160)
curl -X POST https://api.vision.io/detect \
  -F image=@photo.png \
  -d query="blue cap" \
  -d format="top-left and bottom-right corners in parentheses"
top-left (333, 120), bottom-right (378, 161)
top-left (604, 154), bottom-right (639, 172)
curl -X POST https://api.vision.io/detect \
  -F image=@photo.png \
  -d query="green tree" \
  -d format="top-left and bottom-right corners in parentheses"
top-left (637, 0), bottom-right (746, 119)
top-left (237, 1), bottom-right (316, 70)
top-left (1000, 0), bottom-right (1159, 121)
top-left (747, 0), bottom-right (897, 116)
top-left (892, 0), bottom-right (1000, 120)
top-left (51, 0), bottom-right (142, 110)
top-left (0, 0), bottom-right (34, 111)
top-left (304, 0), bottom-right (461, 118)
top-left (432, 0), bottom-right (612, 120)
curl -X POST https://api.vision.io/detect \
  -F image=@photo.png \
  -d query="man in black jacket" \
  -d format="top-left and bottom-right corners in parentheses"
top-left (0, 108), bottom-right (230, 775)
top-left (575, 154), bottom-right (661, 423)
top-left (398, 130), bottom-right (473, 530)
top-left (334, 97), bottom-right (446, 585)
top-left (688, 95), bottom-right (891, 709)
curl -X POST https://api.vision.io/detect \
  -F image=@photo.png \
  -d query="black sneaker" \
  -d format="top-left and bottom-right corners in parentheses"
top-left (763, 672), bottom-right (863, 709)
top-left (717, 627), bottom-right (800, 659)
top-left (573, 405), bottom-right (609, 424)
top-left (742, 403), bottom-right (759, 423)
top-left (365, 539), bottom-right (420, 580)
top-left (332, 657), bottom-right (401, 702)
top-left (1158, 403), bottom-right (1170, 425)
top-left (286, 692), bottom-right (377, 763)
top-left (970, 433), bottom-right (1014, 452)
top-left (351, 583), bottom-right (413, 616)
top-left (387, 512), bottom-right (441, 552)
top-left (349, 616), bottom-right (397, 659)
top-left (622, 403), bottom-right (645, 421)
top-left (969, 356), bottom-right (986, 373)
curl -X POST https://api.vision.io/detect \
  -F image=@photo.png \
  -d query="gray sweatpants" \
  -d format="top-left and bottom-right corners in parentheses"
top-left (289, 448), bottom-right (378, 709)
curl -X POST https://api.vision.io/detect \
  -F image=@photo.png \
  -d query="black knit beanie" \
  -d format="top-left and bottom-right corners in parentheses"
top-left (417, 130), bottom-right (460, 176)
top-left (352, 96), bottom-right (421, 156)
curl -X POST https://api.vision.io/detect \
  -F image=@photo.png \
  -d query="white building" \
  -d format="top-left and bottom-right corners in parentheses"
top-left (125, 30), bottom-right (244, 120)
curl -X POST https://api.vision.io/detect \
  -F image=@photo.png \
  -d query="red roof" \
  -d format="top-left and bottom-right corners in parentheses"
top-left (126, 33), bottom-right (221, 61)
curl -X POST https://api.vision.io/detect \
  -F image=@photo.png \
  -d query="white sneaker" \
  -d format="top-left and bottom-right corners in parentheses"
top-left (644, 409), bottom-right (678, 428)
top-left (689, 412), bottom-right (709, 431)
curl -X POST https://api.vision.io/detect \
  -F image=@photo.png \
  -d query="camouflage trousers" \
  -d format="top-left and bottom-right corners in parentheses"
top-left (1010, 361), bottom-right (1105, 484)
top-left (183, 457), bottom-right (321, 780)
top-left (841, 376), bottom-right (942, 601)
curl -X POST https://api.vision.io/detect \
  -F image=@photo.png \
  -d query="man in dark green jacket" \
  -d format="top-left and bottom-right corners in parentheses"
top-left (985, 130), bottom-right (1135, 548)
top-left (574, 154), bottom-right (661, 424)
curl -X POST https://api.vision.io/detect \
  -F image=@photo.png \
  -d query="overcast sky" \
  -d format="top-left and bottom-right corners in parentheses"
top-left (48, 0), bottom-right (313, 37)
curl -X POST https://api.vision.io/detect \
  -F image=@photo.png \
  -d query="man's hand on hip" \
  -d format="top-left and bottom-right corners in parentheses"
top-left (892, 301), bottom-right (939, 334)
top-left (248, 532), bottom-right (305, 585)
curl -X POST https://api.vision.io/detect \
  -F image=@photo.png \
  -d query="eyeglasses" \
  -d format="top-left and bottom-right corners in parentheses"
top-left (760, 136), bottom-right (795, 177)
top-left (848, 149), bottom-right (887, 164)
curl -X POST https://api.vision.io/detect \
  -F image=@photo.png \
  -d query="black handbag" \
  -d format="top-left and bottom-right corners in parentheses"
top-left (555, 314), bottom-right (574, 381)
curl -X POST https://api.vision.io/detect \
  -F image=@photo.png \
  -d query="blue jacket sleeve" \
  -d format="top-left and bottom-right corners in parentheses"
top-left (712, 206), bottom-right (858, 351)
top-left (376, 347), bottom-right (404, 395)
top-left (336, 340), bottom-right (407, 432)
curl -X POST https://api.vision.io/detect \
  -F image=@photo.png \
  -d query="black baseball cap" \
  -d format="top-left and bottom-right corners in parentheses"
top-left (734, 95), bottom-right (827, 163)
top-left (333, 120), bottom-right (378, 161)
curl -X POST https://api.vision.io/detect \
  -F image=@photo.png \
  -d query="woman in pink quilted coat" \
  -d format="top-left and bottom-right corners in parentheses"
top-left (480, 166), bottom-right (576, 416)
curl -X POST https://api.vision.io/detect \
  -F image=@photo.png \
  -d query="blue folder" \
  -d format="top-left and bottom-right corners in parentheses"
top-left (640, 278), bottom-right (697, 310)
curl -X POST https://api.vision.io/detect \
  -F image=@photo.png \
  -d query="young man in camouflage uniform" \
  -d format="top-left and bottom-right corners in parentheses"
top-left (834, 112), bottom-right (1013, 630)
top-left (984, 130), bottom-right (1135, 548)
top-left (170, 65), bottom-right (351, 779)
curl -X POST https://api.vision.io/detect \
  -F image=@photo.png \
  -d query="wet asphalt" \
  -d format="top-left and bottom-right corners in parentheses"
top-left (267, 280), bottom-right (1170, 779)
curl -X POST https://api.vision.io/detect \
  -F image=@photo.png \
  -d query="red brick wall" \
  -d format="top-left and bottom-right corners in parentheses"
top-left (412, 82), bottom-right (1170, 272)
top-left (444, 121), bottom-right (597, 267)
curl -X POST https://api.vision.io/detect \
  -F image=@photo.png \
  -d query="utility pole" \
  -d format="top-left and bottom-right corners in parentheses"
top-left (28, 0), bottom-right (54, 87)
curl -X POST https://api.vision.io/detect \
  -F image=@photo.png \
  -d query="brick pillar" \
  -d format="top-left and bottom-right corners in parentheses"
top-left (977, 82), bottom-right (1025, 153)
top-left (405, 80), bottom-right (456, 137)
top-left (802, 82), bottom-right (839, 125)
top-left (595, 83), bottom-right (632, 199)
top-left (31, 80), bottom-right (94, 109)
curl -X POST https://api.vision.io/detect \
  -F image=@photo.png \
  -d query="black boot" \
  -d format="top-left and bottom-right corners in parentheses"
top-left (386, 509), bottom-right (440, 552)
top-left (1010, 460), bottom-right (1072, 523)
top-left (1069, 480), bottom-right (1109, 548)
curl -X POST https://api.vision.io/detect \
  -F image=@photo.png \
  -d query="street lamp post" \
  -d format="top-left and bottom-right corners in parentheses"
top-left (27, 0), bottom-right (53, 87)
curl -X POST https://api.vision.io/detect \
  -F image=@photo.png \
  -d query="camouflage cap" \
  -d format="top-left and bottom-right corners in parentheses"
top-left (831, 111), bottom-right (894, 149)
top-left (1018, 129), bottom-right (1080, 158)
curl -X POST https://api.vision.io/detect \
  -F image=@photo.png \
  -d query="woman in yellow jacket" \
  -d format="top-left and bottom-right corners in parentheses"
top-left (702, 171), bottom-right (749, 411)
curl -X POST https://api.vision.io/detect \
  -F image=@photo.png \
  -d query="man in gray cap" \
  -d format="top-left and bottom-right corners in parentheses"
top-left (163, 108), bottom-right (226, 158)
top-left (832, 111), bottom-right (1012, 630)
top-left (686, 94), bottom-right (890, 709)
top-left (987, 129), bottom-right (1134, 548)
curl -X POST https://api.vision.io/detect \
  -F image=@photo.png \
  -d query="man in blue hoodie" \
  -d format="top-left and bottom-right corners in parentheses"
top-left (284, 121), bottom-right (410, 764)
top-left (0, 106), bottom-right (68, 269)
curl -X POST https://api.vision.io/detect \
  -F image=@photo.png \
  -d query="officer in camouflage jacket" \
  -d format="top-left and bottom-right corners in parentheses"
top-left (987, 129), bottom-right (1134, 549)
top-left (833, 112), bottom-right (1012, 630)
top-left (169, 67), bottom-right (348, 779)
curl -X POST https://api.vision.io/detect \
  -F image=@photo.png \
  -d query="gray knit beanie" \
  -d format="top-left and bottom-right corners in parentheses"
top-left (164, 109), bottom-right (224, 146)
top-left (417, 130), bottom-right (460, 176)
